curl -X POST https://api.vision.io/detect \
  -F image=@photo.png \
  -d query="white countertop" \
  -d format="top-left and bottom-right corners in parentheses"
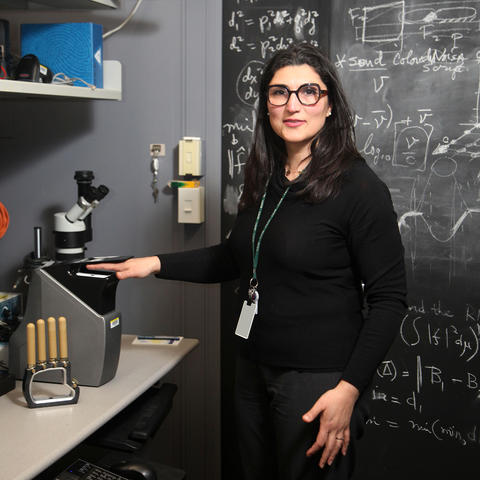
top-left (0, 335), bottom-right (199, 480)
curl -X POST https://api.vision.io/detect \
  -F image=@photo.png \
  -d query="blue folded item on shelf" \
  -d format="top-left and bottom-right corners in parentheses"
top-left (21, 22), bottom-right (103, 88)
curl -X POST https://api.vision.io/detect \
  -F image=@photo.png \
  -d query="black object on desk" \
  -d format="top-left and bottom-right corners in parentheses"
top-left (0, 370), bottom-right (15, 396)
top-left (86, 382), bottom-right (185, 480)
top-left (56, 458), bottom-right (129, 480)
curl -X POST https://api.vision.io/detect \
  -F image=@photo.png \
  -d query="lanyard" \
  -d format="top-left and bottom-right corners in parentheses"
top-left (250, 178), bottom-right (290, 297)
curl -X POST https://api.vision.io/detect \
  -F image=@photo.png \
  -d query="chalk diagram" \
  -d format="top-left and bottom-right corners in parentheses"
top-left (348, 1), bottom-right (479, 54)
top-left (346, 1), bottom-right (480, 264)
top-left (396, 61), bottom-right (480, 244)
top-left (397, 65), bottom-right (480, 248)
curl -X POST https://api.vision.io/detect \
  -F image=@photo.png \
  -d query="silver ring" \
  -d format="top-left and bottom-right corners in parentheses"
top-left (335, 437), bottom-right (344, 441)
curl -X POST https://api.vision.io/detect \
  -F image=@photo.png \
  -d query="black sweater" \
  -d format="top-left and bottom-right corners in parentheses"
top-left (156, 159), bottom-right (407, 392)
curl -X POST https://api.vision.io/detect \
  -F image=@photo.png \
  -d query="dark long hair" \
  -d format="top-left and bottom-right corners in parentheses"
top-left (239, 43), bottom-right (362, 210)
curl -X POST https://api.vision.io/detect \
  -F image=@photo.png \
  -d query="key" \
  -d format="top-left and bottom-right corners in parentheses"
top-left (151, 179), bottom-right (159, 203)
top-left (151, 156), bottom-right (159, 203)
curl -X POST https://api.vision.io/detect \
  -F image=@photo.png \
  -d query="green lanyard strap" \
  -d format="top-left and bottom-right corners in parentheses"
top-left (251, 178), bottom-right (290, 287)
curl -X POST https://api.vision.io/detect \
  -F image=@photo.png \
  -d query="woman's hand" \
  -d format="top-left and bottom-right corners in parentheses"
top-left (302, 380), bottom-right (359, 468)
top-left (86, 256), bottom-right (161, 279)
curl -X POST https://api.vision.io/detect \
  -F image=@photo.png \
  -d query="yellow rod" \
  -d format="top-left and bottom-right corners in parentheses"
top-left (26, 323), bottom-right (36, 368)
top-left (36, 319), bottom-right (46, 363)
top-left (47, 317), bottom-right (57, 361)
top-left (58, 316), bottom-right (68, 360)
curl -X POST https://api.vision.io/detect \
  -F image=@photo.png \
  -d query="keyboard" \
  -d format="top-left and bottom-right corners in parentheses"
top-left (55, 458), bottom-right (128, 480)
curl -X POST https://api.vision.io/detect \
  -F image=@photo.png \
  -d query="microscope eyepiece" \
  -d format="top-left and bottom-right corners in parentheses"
top-left (82, 185), bottom-right (109, 204)
top-left (97, 185), bottom-right (109, 200)
top-left (74, 170), bottom-right (94, 183)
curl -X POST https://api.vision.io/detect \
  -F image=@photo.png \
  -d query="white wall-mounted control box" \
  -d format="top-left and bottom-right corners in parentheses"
top-left (178, 186), bottom-right (205, 224)
top-left (179, 136), bottom-right (202, 176)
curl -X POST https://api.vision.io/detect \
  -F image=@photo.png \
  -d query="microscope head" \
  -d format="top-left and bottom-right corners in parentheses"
top-left (53, 174), bottom-right (109, 261)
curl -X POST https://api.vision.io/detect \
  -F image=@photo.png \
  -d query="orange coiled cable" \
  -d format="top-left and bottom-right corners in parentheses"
top-left (0, 201), bottom-right (9, 238)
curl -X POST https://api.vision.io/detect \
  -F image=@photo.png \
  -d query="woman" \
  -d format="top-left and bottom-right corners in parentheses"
top-left (89, 43), bottom-right (407, 479)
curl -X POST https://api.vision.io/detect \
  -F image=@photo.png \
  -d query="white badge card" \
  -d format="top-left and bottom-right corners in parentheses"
top-left (235, 301), bottom-right (257, 339)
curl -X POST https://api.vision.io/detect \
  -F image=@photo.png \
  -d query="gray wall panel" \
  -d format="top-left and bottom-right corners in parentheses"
top-left (0, 1), bottom-right (222, 478)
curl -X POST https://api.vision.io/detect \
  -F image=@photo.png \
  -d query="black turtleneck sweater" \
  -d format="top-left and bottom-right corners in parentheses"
top-left (156, 159), bottom-right (407, 392)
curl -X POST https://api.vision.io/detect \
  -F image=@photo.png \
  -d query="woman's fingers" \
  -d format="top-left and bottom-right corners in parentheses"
top-left (319, 430), bottom-right (346, 468)
top-left (341, 428), bottom-right (351, 456)
top-left (86, 257), bottom-right (160, 279)
top-left (87, 262), bottom-right (121, 271)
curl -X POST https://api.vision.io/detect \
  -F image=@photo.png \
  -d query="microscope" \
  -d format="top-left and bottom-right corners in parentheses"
top-left (9, 171), bottom-right (126, 387)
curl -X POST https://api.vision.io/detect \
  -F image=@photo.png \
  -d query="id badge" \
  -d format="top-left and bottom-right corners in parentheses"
top-left (235, 291), bottom-right (259, 339)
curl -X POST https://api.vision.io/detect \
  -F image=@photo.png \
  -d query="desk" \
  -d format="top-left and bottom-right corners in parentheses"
top-left (0, 335), bottom-right (199, 480)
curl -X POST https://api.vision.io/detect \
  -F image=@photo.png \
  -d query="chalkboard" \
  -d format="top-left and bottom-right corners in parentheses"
top-left (221, 0), bottom-right (480, 478)
top-left (330, 0), bottom-right (480, 477)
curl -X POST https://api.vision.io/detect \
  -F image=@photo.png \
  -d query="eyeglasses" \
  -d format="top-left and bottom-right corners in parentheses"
top-left (267, 83), bottom-right (328, 106)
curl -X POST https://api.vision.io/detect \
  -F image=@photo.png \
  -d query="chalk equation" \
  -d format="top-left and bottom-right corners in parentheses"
top-left (400, 298), bottom-right (480, 359)
top-left (366, 414), bottom-right (480, 447)
top-left (227, 7), bottom-right (320, 57)
top-left (377, 355), bottom-right (479, 393)
top-left (368, 295), bottom-right (480, 447)
top-left (236, 60), bottom-right (264, 106)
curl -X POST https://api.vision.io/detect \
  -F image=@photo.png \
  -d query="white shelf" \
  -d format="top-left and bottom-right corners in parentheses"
top-left (0, 0), bottom-right (119, 8)
top-left (0, 60), bottom-right (122, 100)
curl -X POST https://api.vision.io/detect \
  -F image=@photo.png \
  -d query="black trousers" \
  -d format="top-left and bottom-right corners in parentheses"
top-left (234, 357), bottom-right (368, 480)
